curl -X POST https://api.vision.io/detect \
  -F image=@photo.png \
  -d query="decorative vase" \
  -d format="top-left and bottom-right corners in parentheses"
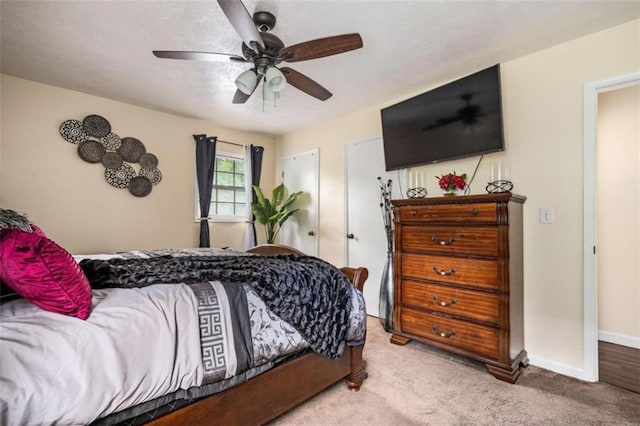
top-left (378, 251), bottom-right (394, 332)
top-left (443, 188), bottom-right (464, 196)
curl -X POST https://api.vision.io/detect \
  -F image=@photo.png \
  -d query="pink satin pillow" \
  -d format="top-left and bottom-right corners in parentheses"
top-left (0, 229), bottom-right (92, 319)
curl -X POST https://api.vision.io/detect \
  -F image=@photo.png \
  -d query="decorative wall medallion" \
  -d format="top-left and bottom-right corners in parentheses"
top-left (100, 132), bottom-right (122, 150)
top-left (118, 137), bottom-right (146, 162)
top-left (105, 163), bottom-right (136, 188)
top-left (83, 114), bottom-right (111, 138)
top-left (139, 167), bottom-right (162, 185)
top-left (59, 114), bottom-right (162, 197)
top-left (128, 176), bottom-right (152, 197)
top-left (101, 152), bottom-right (124, 169)
top-left (139, 152), bottom-right (158, 169)
top-left (78, 140), bottom-right (106, 163)
top-left (59, 120), bottom-right (89, 144)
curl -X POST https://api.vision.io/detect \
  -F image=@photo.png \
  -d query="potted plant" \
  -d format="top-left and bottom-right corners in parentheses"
top-left (251, 183), bottom-right (304, 244)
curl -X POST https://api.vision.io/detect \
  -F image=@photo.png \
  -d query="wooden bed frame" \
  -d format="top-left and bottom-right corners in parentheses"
top-left (147, 244), bottom-right (369, 425)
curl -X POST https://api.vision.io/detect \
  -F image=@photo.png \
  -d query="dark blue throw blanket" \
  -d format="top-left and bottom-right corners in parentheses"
top-left (79, 254), bottom-right (353, 359)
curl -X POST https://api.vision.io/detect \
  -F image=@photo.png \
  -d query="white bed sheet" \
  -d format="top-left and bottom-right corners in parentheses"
top-left (0, 284), bottom-right (203, 426)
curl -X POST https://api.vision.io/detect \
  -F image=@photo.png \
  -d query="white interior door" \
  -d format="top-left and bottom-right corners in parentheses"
top-left (346, 137), bottom-right (397, 317)
top-left (281, 149), bottom-right (318, 256)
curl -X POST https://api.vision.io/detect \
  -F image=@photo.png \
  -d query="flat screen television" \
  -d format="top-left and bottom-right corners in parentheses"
top-left (381, 65), bottom-right (504, 171)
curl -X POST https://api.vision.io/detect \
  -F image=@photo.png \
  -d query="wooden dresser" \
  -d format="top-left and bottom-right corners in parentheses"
top-left (390, 193), bottom-right (527, 383)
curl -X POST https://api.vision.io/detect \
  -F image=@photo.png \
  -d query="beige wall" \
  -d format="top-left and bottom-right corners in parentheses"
top-left (0, 75), bottom-right (277, 254)
top-left (279, 20), bottom-right (639, 375)
top-left (597, 85), bottom-right (639, 341)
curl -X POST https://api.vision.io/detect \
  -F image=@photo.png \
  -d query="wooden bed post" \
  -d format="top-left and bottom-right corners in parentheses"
top-left (346, 344), bottom-right (368, 391)
top-left (340, 267), bottom-right (369, 390)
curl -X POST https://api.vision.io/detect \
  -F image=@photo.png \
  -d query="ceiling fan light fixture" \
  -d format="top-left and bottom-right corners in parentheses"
top-left (235, 69), bottom-right (258, 95)
top-left (265, 66), bottom-right (286, 92)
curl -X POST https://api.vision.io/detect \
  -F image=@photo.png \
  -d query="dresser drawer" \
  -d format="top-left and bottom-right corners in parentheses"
top-left (402, 252), bottom-right (498, 290)
top-left (401, 280), bottom-right (499, 323)
top-left (401, 308), bottom-right (499, 359)
top-left (401, 225), bottom-right (498, 256)
top-left (398, 203), bottom-right (497, 223)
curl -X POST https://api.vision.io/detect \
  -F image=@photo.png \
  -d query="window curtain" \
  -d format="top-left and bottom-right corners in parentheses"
top-left (194, 134), bottom-right (217, 248)
top-left (243, 145), bottom-right (264, 249)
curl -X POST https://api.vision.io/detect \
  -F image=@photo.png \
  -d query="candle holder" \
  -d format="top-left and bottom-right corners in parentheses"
top-left (487, 160), bottom-right (512, 193)
top-left (486, 180), bottom-right (513, 193)
top-left (406, 187), bottom-right (427, 198)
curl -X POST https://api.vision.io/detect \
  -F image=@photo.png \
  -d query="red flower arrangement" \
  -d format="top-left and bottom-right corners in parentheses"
top-left (436, 171), bottom-right (467, 194)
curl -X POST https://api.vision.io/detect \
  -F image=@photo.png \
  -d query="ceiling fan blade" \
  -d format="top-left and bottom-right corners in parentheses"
top-left (153, 50), bottom-right (247, 63)
top-left (217, 0), bottom-right (265, 51)
top-left (280, 67), bottom-right (332, 101)
top-left (279, 33), bottom-right (363, 63)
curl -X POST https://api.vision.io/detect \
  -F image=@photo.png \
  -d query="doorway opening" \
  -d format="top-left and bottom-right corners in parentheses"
top-left (583, 71), bottom-right (639, 383)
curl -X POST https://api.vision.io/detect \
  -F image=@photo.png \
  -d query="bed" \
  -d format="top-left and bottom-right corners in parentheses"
top-left (0, 241), bottom-right (368, 426)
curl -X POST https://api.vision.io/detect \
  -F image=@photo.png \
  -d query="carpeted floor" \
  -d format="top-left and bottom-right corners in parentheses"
top-left (270, 317), bottom-right (640, 425)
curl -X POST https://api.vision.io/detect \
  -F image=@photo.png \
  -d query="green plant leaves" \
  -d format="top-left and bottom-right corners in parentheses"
top-left (272, 183), bottom-right (285, 207)
top-left (251, 184), bottom-right (304, 244)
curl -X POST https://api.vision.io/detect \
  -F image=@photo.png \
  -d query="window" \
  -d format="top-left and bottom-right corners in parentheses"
top-left (196, 152), bottom-right (247, 221)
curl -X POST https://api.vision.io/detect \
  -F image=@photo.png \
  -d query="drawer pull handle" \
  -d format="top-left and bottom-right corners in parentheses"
top-left (433, 295), bottom-right (456, 307)
top-left (432, 325), bottom-right (456, 338)
top-left (433, 266), bottom-right (456, 276)
top-left (432, 235), bottom-right (455, 246)
top-left (471, 208), bottom-right (479, 216)
top-left (410, 210), bottom-right (417, 216)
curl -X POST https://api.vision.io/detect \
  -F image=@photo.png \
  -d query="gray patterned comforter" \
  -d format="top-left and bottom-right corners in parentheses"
top-left (80, 251), bottom-right (363, 359)
top-left (94, 249), bottom-right (367, 425)
top-left (187, 280), bottom-right (313, 385)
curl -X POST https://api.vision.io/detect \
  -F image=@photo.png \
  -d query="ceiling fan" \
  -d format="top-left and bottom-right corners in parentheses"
top-left (153, 0), bottom-right (363, 104)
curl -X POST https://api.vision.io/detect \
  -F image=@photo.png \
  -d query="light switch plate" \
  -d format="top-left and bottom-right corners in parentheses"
top-left (539, 207), bottom-right (554, 224)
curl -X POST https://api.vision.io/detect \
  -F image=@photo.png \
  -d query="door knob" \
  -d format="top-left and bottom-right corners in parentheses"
top-left (307, 230), bottom-right (315, 236)
top-left (347, 233), bottom-right (355, 239)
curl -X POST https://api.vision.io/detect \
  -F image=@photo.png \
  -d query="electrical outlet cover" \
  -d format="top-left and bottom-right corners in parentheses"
top-left (539, 207), bottom-right (554, 224)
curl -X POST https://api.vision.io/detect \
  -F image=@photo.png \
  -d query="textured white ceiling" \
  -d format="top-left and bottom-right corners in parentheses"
top-left (1, 1), bottom-right (638, 136)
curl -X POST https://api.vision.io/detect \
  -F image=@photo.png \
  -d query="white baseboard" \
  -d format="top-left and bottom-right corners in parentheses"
top-left (598, 330), bottom-right (640, 349)
top-left (528, 355), bottom-right (592, 382)
top-left (529, 332), bottom-right (640, 382)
